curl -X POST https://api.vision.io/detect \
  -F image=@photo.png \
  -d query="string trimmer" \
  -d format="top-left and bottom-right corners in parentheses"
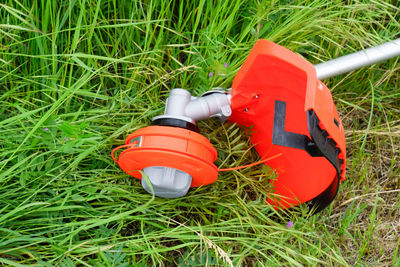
top-left (112, 39), bottom-right (400, 212)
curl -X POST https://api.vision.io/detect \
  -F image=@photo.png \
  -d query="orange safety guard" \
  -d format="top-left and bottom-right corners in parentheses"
top-left (229, 39), bottom-right (346, 208)
top-left (115, 126), bottom-right (218, 187)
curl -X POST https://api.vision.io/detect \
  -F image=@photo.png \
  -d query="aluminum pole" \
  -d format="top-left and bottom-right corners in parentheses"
top-left (315, 39), bottom-right (400, 80)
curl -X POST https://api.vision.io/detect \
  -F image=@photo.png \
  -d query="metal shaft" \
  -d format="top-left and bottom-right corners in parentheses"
top-left (315, 39), bottom-right (400, 80)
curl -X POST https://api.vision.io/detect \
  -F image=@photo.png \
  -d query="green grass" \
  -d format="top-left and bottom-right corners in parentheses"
top-left (0, 0), bottom-right (399, 265)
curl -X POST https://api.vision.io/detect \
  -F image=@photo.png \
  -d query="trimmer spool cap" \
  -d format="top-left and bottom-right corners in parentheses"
top-left (115, 125), bottom-right (218, 187)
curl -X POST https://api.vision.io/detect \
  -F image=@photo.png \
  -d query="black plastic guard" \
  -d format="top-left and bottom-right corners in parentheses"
top-left (306, 110), bottom-right (343, 213)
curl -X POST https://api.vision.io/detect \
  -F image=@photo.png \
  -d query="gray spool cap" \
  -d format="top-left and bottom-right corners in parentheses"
top-left (141, 166), bottom-right (192, 198)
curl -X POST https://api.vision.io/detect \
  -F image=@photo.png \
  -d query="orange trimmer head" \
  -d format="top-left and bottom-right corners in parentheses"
top-left (117, 125), bottom-right (218, 192)
top-left (112, 40), bottom-right (346, 212)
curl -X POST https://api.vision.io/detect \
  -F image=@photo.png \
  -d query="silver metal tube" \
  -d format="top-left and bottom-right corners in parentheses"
top-left (153, 89), bottom-right (232, 124)
top-left (185, 93), bottom-right (231, 121)
top-left (164, 88), bottom-right (191, 117)
top-left (315, 39), bottom-right (400, 80)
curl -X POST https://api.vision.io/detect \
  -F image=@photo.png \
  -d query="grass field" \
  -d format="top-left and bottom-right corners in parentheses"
top-left (0, 0), bottom-right (399, 266)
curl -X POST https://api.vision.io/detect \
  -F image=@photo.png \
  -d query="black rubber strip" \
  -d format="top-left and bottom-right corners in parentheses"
top-left (151, 118), bottom-right (200, 132)
top-left (272, 101), bottom-right (310, 151)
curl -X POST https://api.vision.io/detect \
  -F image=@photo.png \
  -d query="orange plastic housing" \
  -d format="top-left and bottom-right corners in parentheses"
top-left (115, 126), bottom-right (218, 187)
top-left (229, 39), bottom-right (346, 209)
